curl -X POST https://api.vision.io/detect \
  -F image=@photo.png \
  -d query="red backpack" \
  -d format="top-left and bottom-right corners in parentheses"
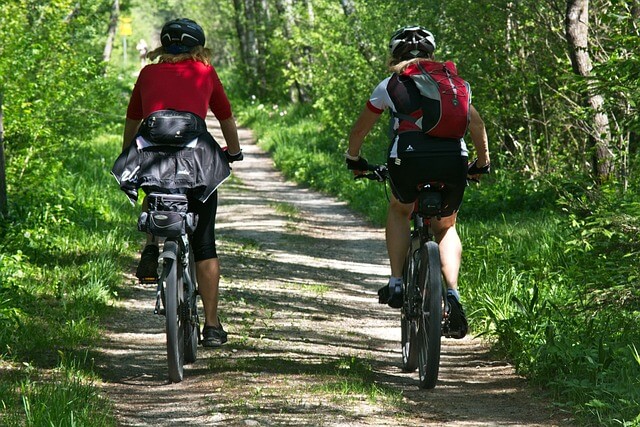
top-left (397, 60), bottom-right (471, 139)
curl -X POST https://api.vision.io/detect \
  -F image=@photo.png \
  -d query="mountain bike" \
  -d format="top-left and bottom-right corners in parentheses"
top-left (137, 192), bottom-right (200, 383)
top-left (358, 165), bottom-right (455, 389)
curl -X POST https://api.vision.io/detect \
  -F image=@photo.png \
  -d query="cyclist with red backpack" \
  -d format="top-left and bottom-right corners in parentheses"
top-left (345, 26), bottom-right (490, 338)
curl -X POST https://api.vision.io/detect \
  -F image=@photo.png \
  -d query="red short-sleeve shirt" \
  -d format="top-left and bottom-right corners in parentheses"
top-left (126, 59), bottom-right (232, 121)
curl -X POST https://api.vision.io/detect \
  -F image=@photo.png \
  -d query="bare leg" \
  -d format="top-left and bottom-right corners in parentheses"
top-left (430, 214), bottom-right (462, 290)
top-left (386, 194), bottom-right (414, 277)
top-left (196, 258), bottom-right (221, 328)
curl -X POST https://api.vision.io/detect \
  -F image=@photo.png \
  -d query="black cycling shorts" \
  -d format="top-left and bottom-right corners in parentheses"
top-left (387, 154), bottom-right (468, 217)
top-left (188, 191), bottom-right (218, 261)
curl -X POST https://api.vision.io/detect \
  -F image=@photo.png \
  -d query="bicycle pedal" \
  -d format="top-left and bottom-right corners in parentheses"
top-left (138, 277), bottom-right (158, 284)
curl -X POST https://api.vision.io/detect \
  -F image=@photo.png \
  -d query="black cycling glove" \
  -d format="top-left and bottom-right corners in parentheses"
top-left (225, 149), bottom-right (244, 163)
top-left (467, 158), bottom-right (491, 175)
top-left (345, 156), bottom-right (369, 171)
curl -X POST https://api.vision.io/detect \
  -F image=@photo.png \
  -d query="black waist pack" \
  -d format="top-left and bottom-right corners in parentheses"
top-left (139, 110), bottom-right (207, 145)
top-left (137, 193), bottom-right (198, 237)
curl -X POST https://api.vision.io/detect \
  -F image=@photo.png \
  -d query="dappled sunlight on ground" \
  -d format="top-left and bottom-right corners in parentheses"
top-left (95, 117), bottom-right (572, 426)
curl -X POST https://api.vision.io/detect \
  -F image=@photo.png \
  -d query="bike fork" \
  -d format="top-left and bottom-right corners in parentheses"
top-left (154, 280), bottom-right (165, 316)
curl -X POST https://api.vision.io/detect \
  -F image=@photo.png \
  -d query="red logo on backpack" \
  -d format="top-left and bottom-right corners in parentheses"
top-left (400, 60), bottom-right (471, 139)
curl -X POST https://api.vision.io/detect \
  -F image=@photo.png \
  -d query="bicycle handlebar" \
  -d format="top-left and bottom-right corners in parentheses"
top-left (353, 164), bottom-right (389, 182)
top-left (353, 159), bottom-right (489, 184)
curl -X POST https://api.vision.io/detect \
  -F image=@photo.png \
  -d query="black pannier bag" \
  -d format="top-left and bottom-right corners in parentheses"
top-left (137, 193), bottom-right (198, 237)
top-left (138, 110), bottom-right (207, 145)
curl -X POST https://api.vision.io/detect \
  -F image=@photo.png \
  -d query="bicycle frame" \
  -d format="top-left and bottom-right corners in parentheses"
top-left (154, 235), bottom-right (197, 320)
top-left (404, 190), bottom-right (450, 318)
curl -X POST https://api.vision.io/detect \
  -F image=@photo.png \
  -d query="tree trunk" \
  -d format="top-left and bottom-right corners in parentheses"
top-left (243, 0), bottom-right (259, 71)
top-left (103, 0), bottom-right (119, 63)
top-left (339, 0), bottom-right (375, 67)
top-left (232, 0), bottom-right (247, 61)
top-left (276, 0), bottom-right (310, 103)
top-left (0, 90), bottom-right (7, 216)
top-left (305, 0), bottom-right (315, 24)
top-left (340, 0), bottom-right (355, 16)
top-left (256, 0), bottom-right (269, 94)
top-left (565, 0), bottom-right (613, 181)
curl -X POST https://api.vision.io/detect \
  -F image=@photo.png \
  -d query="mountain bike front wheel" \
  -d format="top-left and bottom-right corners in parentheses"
top-left (162, 240), bottom-right (185, 383)
top-left (417, 241), bottom-right (443, 389)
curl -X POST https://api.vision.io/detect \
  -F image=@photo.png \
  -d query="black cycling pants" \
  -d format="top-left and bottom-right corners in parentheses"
top-left (387, 154), bottom-right (468, 217)
top-left (188, 191), bottom-right (218, 261)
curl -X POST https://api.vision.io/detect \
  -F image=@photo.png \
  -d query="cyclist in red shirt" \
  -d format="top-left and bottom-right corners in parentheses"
top-left (346, 27), bottom-right (490, 339)
top-left (122, 19), bottom-right (242, 347)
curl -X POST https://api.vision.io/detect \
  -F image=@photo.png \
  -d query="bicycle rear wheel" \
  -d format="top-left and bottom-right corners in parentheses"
top-left (401, 237), bottom-right (420, 372)
top-left (183, 249), bottom-right (199, 364)
top-left (162, 240), bottom-right (185, 383)
top-left (417, 241), bottom-right (443, 389)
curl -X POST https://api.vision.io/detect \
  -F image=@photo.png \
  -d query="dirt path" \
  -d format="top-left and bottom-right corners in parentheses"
top-left (97, 119), bottom-right (572, 426)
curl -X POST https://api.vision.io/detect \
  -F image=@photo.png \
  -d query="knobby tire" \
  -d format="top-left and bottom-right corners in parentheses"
top-left (417, 241), bottom-right (443, 389)
top-left (162, 241), bottom-right (185, 383)
top-left (183, 249), bottom-right (198, 364)
top-left (401, 236), bottom-right (420, 372)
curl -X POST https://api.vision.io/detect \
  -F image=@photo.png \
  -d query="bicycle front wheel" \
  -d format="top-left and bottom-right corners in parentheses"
top-left (417, 241), bottom-right (443, 389)
top-left (162, 240), bottom-right (185, 383)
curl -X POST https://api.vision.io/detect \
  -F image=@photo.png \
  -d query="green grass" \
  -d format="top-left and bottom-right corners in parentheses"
top-left (285, 282), bottom-right (331, 297)
top-left (2, 354), bottom-right (116, 427)
top-left (237, 102), bottom-right (640, 427)
top-left (208, 353), bottom-right (402, 407)
top-left (270, 201), bottom-right (301, 220)
top-left (0, 132), bottom-right (131, 426)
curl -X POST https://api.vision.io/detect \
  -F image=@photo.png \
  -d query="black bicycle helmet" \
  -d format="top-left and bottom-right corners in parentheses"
top-left (161, 18), bottom-right (205, 54)
top-left (389, 26), bottom-right (436, 60)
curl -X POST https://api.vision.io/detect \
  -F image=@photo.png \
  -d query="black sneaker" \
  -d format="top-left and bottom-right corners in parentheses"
top-left (136, 244), bottom-right (159, 282)
top-left (202, 323), bottom-right (228, 347)
top-left (445, 294), bottom-right (468, 339)
top-left (377, 282), bottom-right (403, 309)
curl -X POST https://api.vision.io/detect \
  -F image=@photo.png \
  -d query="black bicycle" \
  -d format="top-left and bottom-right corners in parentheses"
top-left (137, 192), bottom-right (200, 383)
top-left (358, 165), bottom-right (456, 389)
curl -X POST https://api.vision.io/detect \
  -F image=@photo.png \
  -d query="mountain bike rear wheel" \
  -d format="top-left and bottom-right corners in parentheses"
top-left (401, 237), bottom-right (420, 372)
top-left (417, 241), bottom-right (443, 389)
top-left (162, 241), bottom-right (185, 383)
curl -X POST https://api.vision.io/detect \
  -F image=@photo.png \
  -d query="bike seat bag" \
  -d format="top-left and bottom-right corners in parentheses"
top-left (138, 193), bottom-right (198, 237)
top-left (138, 110), bottom-right (207, 145)
top-left (416, 183), bottom-right (443, 217)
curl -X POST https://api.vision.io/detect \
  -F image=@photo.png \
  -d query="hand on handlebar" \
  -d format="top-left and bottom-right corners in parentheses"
top-left (223, 147), bottom-right (244, 163)
top-left (467, 158), bottom-right (490, 183)
top-left (353, 164), bottom-right (388, 182)
top-left (345, 155), bottom-right (370, 174)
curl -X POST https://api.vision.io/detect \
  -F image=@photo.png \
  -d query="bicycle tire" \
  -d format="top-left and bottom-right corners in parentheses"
top-left (417, 241), bottom-right (443, 389)
top-left (183, 249), bottom-right (198, 364)
top-left (401, 237), bottom-right (420, 372)
top-left (162, 240), bottom-right (185, 383)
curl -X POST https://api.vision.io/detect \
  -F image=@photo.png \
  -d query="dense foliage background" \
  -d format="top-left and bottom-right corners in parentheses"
top-left (0, 0), bottom-right (638, 425)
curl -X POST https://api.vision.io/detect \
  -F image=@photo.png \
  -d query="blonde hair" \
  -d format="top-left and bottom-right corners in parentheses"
top-left (388, 56), bottom-right (435, 74)
top-left (147, 45), bottom-right (212, 66)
